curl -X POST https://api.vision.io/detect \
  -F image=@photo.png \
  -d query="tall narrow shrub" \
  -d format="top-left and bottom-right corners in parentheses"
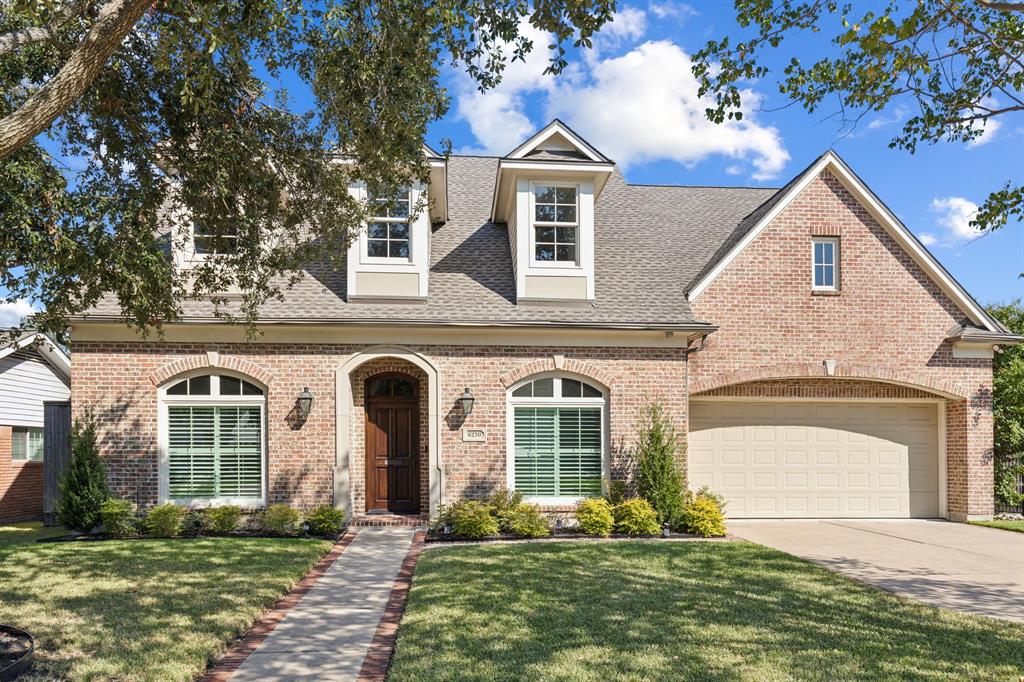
top-left (57, 411), bottom-right (110, 532)
top-left (634, 401), bottom-right (686, 527)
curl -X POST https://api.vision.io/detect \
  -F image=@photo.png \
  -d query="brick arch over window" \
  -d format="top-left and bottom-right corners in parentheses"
top-left (148, 353), bottom-right (275, 388)
top-left (690, 362), bottom-right (968, 400)
top-left (498, 358), bottom-right (617, 390)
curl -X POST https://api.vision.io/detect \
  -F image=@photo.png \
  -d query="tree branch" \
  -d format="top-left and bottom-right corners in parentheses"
top-left (0, 0), bottom-right (93, 56)
top-left (0, 0), bottom-right (152, 160)
top-left (975, 0), bottom-right (1024, 12)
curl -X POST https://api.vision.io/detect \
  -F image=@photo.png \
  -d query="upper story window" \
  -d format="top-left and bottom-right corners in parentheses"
top-left (192, 221), bottom-right (238, 256)
top-left (813, 237), bottom-right (839, 291)
top-left (532, 185), bottom-right (578, 264)
top-left (367, 189), bottom-right (412, 260)
top-left (12, 427), bottom-right (43, 462)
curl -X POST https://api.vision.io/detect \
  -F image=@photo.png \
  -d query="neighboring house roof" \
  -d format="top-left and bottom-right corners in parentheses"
top-left (686, 150), bottom-right (1010, 336)
top-left (0, 331), bottom-right (71, 379)
top-left (76, 155), bottom-right (774, 330)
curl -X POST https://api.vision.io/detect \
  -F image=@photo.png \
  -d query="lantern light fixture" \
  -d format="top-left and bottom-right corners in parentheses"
top-left (458, 388), bottom-right (475, 416)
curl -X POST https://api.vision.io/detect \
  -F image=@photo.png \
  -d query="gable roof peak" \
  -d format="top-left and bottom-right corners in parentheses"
top-left (504, 119), bottom-right (613, 164)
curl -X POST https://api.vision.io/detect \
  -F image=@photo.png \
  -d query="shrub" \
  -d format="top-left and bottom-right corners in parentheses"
top-left (306, 506), bottom-right (346, 536)
top-left (206, 505), bottom-right (243, 533)
top-left (681, 495), bottom-right (726, 537)
top-left (182, 511), bottom-right (205, 534)
top-left (576, 498), bottom-right (615, 536)
top-left (613, 498), bottom-right (661, 536)
top-left (634, 402), bottom-right (686, 528)
top-left (144, 503), bottom-right (186, 538)
top-left (605, 480), bottom-right (628, 506)
top-left (502, 503), bottom-right (550, 538)
top-left (99, 498), bottom-right (137, 537)
top-left (263, 504), bottom-right (301, 534)
top-left (57, 411), bottom-right (110, 533)
top-left (451, 501), bottom-right (499, 539)
top-left (488, 488), bottom-right (524, 531)
top-left (994, 453), bottom-right (1024, 509)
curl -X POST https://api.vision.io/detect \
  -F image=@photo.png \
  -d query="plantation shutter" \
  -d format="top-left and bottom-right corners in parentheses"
top-left (167, 405), bottom-right (262, 500)
top-left (514, 406), bottom-right (601, 497)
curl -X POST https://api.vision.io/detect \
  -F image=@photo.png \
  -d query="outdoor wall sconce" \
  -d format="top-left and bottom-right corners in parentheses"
top-left (458, 388), bottom-right (475, 416)
top-left (297, 387), bottom-right (313, 419)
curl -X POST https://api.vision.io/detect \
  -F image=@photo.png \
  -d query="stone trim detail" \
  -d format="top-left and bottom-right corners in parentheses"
top-left (690, 363), bottom-right (968, 399)
top-left (148, 354), bottom-right (275, 387)
top-left (357, 530), bottom-right (428, 681)
top-left (198, 530), bottom-right (357, 681)
top-left (498, 358), bottom-right (617, 390)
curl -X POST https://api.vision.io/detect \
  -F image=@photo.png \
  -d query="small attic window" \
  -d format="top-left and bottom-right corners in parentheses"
top-left (532, 184), bottom-right (578, 264)
top-left (366, 188), bottom-right (412, 260)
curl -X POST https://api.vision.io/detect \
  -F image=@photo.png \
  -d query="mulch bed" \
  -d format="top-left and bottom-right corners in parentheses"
top-left (425, 530), bottom-right (730, 544)
top-left (0, 627), bottom-right (34, 681)
top-left (37, 531), bottom-right (345, 544)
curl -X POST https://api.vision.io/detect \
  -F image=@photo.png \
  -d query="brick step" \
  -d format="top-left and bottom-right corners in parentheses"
top-left (350, 513), bottom-right (429, 528)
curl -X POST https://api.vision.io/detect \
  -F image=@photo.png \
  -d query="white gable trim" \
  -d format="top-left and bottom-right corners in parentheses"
top-left (0, 332), bottom-right (71, 379)
top-left (505, 119), bottom-right (610, 163)
top-left (687, 151), bottom-right (1000, 332)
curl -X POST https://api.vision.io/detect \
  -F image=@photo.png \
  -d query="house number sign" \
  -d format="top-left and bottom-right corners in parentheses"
top-left (462, 428), bottom-right (487, 443)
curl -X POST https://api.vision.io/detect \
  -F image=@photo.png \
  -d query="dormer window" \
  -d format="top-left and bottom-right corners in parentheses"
top-left (533, 185), bottom-right (578, 264)
top-left (192, 221), bottom-right (238, 255)
top-left (367, 189), bottom-right (412, 260)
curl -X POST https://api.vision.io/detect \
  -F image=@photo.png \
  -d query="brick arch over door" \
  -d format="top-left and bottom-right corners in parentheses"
top-left (148, 353), bottom-right (275, 388)
top-left (690, 362), bottom-right (969, 400)
top-left (498, 358), bottom-right (617, 391)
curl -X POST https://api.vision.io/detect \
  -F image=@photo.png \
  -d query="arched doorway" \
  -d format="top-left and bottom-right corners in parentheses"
top-left (364, 372), bottom-right (421, 512)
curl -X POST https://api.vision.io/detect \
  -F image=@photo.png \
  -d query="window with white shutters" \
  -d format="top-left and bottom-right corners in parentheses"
top-left (161, 374), bottom-right (265, 503)
top-left (509, 375), bottom-right (605, 501)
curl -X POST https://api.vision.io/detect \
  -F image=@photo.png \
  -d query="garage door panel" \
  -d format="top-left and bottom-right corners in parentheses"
top-left (689, 401), bottom-right (940, 519)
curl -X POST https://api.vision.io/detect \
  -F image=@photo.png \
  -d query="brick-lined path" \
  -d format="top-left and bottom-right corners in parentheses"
top-left (230, 528), bottom-right (417, 681)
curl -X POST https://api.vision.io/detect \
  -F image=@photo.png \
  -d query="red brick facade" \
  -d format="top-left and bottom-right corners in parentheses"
top-left (689, 170), bottom-right (994, 520)
top-left (71, 343), bottom-right (687, 513)
top-left (69, 169), bottom-right (999, 521)
top-left (0, 425), bottom-right (45, 522)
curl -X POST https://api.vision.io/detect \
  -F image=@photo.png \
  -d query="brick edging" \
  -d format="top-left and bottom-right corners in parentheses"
top-left (356, 530), bottom-right (428, 682)
top-left (198, 530), bottom-right (358, 682)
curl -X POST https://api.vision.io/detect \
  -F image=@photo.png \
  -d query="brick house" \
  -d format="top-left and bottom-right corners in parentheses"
top-left (69, 121), bottom-right (1019, 523)
top-left (1, 332), bottom-right (71, 522)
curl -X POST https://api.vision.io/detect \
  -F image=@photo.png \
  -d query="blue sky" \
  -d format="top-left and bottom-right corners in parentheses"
top-left (2, 1), bottom-right (1021, 326)
top-left (424, 1), bottom-right (1023, 308)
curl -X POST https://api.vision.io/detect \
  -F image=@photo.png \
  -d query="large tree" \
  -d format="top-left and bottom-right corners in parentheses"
top-left (694, 0), bottom-right (1023, 246)
top-left (1, 0), bottom-right (614, 337)
top-left (989, 301), bottom-right (1024, 509)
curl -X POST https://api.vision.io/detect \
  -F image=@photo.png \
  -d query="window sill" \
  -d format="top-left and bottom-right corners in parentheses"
top-left (811, 289), bottom-right (841, 296)
top-left (11, 459), bottom-right (43, 465)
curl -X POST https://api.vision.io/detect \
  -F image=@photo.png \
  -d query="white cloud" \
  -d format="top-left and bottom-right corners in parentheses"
top-left (867, 104), bottom-right (908, 130)
top-left (918, 232), bottom-right (938, 247)
top-left (929, 196), bottom-right (982, 245)
top-left (588, 7), bottom-right (647, 63)
top-left (648, 1), bottom-right (698, 21)
top-left (965, 96), bottom-right (1001, 148)
top-left (453, 21), bottom-right (559, 154)
top-left (547, 40), bottom-right (790, 179)
top-left (0, 299), bottom-right (37, 328)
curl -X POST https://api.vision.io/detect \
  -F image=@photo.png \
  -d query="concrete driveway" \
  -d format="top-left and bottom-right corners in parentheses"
top-left (730, 519), bottom-right (1024, 622)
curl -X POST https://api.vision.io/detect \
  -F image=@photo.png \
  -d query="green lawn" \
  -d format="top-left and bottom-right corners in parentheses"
top-left (0, 534), bottom-right (331, 681)
top-left (969, 519), bottom-right (1024, 533)
top-left (0, 521), bottom-right (71, 545)
top-left (389, 542), bottom-right (1024, 682)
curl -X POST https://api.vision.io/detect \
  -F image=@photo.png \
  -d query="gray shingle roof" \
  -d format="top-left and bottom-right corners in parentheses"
top-left (79, 155), bottom-right (776, 328)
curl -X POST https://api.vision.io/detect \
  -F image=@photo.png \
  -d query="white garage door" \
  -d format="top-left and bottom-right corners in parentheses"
top-left (689, 401), bottom-right (940, 518)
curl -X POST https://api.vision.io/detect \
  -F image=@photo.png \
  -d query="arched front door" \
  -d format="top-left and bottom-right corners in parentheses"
top-left (364, 373), bottom-right (420, 512)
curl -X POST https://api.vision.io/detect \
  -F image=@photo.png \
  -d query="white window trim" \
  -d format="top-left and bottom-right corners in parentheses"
top-left (812, 236), bottom-right (839, 291)
top-left (528, 181), bottom-right (582, 270)
top-left (157, 369), bottom-right (268, 507)
top-left (505, 372), bottom-right (608, 505)
top-left (11, 427), bottom-right (44, 462)
top-left (361, 187), bottom-right (415, 265)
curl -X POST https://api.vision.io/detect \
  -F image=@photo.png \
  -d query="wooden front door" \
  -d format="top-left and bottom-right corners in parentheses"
top-left (365, 373), bottom-right (420, 512)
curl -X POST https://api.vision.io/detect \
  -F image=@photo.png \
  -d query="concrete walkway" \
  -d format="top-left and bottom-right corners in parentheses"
top-left (232, 527), bottom-right (416, 681)
top-left (731, 519), bottom-right (1024, 622)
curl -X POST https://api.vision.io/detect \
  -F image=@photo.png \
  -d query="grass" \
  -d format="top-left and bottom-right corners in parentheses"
top-left (389, 541), bottom-right (1024, 682)
top-left (0, 521), bottom-right (70, 545)
top-left (969, 519), bottom-right (1024, 533)
top-left (0, 535), bottom-right (332, 681)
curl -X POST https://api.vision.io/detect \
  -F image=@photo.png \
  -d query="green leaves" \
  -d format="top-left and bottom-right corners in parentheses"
top-left (694, 0), bottom-right (1024, 240)
top-left (0, 0), bottom-right (614, 337)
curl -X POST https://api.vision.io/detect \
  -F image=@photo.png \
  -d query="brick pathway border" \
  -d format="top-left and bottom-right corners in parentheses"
top-left (356, 529), bottom-right (428, 681)
top-left (199, 530), bottom-right (358, 682)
